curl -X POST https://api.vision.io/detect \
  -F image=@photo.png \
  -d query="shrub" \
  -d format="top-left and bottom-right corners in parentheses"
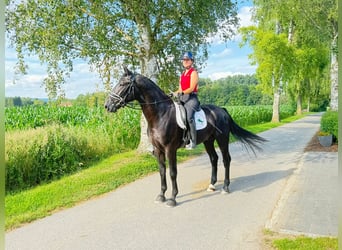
top-left (320, 111), bottom-right (338, 142)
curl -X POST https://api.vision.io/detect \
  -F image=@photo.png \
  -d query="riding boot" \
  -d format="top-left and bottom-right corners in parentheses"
top-left (186, 120), bottom-right (197, 149)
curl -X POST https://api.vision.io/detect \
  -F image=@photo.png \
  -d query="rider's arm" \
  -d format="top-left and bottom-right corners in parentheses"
top-left (174, 77), bottom-right (183, 94)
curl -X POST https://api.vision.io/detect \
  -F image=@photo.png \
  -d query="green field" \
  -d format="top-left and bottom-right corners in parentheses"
top-left (5, 104), bottom-right (294, 193)
top-left (5, 108), bottom-right (337, 248)
top-left (5, 109), bottom-right (300, 230)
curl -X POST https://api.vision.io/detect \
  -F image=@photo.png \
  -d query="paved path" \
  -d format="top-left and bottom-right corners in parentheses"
top-left (6, 114), bottom-right (338, 250)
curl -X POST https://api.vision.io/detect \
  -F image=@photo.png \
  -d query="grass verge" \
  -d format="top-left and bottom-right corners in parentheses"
top-left (263, 229), bottom-right (338, 250)
top-left (5, 113), bottom-right (311, 231)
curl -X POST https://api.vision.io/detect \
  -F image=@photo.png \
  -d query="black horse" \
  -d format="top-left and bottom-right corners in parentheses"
top-left (105, 67), bottom-right (266, 207)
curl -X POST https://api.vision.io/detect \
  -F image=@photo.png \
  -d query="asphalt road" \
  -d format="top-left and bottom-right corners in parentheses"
top-left (6, 113), bottom-right (337, 250)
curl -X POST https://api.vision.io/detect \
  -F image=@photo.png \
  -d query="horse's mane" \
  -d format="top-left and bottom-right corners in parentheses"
top-left (136, 73), bottom-right (170, 99)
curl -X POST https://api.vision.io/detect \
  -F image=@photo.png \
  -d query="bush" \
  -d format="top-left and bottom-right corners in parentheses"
top-left (320, 111), bottom-right (338, 142)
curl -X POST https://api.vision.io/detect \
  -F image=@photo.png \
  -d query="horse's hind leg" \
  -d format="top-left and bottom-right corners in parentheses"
top-left (155, 149), bottom-right (167, 203)
top-left (217, 138), bottom-right (231, 193)
top-left (204, 140), bottom-right (218, 191)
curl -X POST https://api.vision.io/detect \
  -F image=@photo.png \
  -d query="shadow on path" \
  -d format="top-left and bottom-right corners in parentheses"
top-left (177, 168), bottom-right (295, 205)
top-left (230, 168), bottom-right (296, 192)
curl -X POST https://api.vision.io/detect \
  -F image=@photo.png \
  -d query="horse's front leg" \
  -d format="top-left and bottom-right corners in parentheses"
top-left (154, 149), bottom-right (167, 203)
top-left (204, 140), bottom-right (218, 192)
top-left (166, 149), bottom-right (178, 207)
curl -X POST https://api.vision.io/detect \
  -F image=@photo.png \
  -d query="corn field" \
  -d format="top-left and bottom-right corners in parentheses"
top-left (5, 104), bottom-right (294, 193)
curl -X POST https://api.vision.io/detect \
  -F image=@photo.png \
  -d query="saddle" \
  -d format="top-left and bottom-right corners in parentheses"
top-left (174, 102), bottom-right (207, 130)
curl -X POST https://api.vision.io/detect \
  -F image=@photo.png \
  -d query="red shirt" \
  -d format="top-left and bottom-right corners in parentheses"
top-left (180, 67), bottom-right (198, 93)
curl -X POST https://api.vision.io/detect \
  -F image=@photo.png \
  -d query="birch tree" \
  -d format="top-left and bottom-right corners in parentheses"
top-left (295, 0), bottom-right (338, 111)
top-left (6, 0), bottom-right (239, 152)
top-left (240, 26), bottom-right (295, 122)
top-left (251, 0), bottom-right (337, 111)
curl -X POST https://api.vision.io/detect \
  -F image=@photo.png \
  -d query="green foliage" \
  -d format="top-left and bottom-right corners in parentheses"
top-left (5, 96), bottom-right (41, 107)
top-left (6, 0), bottom-right (239, 97)
top-left (198, 74), bottom-right (273, 106)
top-left (226, 105), bottom-right (295, 127)
top-left (320, 111), bottom-right (338, 141)
top-left (5, 105), bottom-right (120, 131)
top-left (73, 92), bottom-right (107, 108)
top-left (240, 27), bottom-right (295, 94)
top-left (5, 107), bottom-right (140, 193)
top-left (5, 103), bottom-right (295, 193)
top-left (5, 152), bottom-right (159, 230)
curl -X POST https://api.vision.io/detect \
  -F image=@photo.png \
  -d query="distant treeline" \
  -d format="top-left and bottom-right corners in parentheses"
top-left (5, 74), bottom-right (329, 111)
top-left (198, 74), bottom-right (274, 106)
top-left (5, 96), bottom-right (47, 107)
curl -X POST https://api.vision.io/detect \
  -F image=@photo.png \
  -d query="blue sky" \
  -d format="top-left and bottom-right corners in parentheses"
top-left (5, 2), bottom-right (255, 99)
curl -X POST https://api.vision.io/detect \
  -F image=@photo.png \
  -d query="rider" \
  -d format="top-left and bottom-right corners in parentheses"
top-left (174, 51), bottom-right (200, 149)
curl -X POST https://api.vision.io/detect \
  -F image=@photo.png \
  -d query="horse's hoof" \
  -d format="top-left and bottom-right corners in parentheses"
top-left (155, 195), bottom-right (166, 203)
top-left (166, 199), bottom-right (177, 207)
top-left (221, 187), bottom-right (230, 194)
top-left (207, 184), bottom-right (216, 192)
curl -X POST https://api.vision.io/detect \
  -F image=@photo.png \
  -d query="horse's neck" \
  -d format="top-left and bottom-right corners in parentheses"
top-left (138, 86), bottom-right (172, 126)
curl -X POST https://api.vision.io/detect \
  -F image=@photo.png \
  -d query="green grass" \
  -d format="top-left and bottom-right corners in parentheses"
top-left (263, 230), bottom-right (337, 250)
top-left (5, 113), bottom-right (310, 231)
top-left (5, 148), bottom-right (204, 231)
top-left (273, 236), bottom-right (338, 250)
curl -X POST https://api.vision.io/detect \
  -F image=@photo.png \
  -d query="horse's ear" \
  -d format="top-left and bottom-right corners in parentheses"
top-left (123, 65), bottom-right (132, 76)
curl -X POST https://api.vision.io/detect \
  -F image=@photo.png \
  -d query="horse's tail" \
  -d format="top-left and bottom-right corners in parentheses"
top-left (223, 108), bottom-right (267, 154)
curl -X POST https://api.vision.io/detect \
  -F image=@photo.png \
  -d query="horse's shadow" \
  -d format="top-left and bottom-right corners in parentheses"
top-left (177, 168), bottom-right (295, 205)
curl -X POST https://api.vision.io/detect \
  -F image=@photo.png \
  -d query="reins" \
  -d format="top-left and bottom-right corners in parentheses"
top-left (108, 74), bottom-right (172, 110)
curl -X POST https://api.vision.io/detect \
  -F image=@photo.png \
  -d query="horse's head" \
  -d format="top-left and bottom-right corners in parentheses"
top-left (105, 66), bottom-right (137, 113)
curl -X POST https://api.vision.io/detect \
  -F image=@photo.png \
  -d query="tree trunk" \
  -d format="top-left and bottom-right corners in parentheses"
top-left (136, 56), bottom-right (157, 154)
top-left (136, 25), bottom-right (158, 153)
top-left (329, 36), bottom-right (338, 111)
top-left (271, 89), bottom-right (280, 122)
top-left (296, 94), bottom-right (302, 115)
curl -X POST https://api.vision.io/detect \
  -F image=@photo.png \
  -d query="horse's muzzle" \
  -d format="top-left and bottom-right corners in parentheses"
top-left (104, 101), bottom-right (117, 113)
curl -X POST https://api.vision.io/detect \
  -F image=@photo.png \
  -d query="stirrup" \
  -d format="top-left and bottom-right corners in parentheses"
top-left (185, 140), bottom-right (196, 150)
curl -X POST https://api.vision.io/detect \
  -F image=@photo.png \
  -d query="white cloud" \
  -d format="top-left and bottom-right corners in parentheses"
top-left (238, 6), bottom-right (255, 28)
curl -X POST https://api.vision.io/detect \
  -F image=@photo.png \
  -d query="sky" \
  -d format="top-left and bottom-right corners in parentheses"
top-left (5, 2), bottom-right (256, 99)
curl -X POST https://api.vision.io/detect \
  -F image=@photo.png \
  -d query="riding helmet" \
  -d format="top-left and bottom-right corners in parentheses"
top-left (181, 51), bottom-right (194, 61)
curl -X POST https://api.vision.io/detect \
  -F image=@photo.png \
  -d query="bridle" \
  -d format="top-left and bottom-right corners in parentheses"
top-left (108, 73), bottom-right (173, 110)
top-left (108, 74), bottom-right (137, 109)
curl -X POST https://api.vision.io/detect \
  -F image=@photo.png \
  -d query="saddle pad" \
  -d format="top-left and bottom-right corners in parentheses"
top-left (194, 109), bottom-right (207, 130)
top-left (174, 102), bottom-right (207, 130)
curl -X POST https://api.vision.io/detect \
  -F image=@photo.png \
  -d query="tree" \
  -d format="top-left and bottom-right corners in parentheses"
top-left (240, 27), bottom-right (295, 122)
top-left (295, 0), bottom-right (338, 111)
top-left (6, 0), bottom-right (239, 93)
top-left (6, 0), bottom-right (239, 152)
top-left (250, 0), bottom-right (337, 111)
top-left (288, 46), bottom-right (329, 114)
top-left (12, 96), bottom-right (23, 106)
